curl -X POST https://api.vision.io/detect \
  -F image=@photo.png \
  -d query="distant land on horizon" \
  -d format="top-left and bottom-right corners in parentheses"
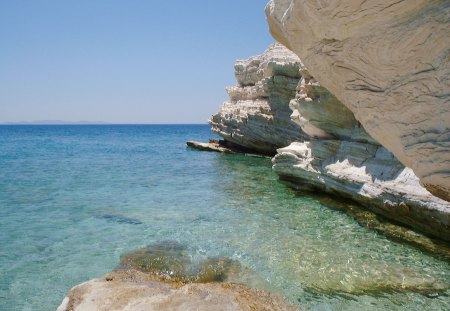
top-left (1, 120), bottom-right (110, 125)
top-left (0, 120), bottom-right (210, 125)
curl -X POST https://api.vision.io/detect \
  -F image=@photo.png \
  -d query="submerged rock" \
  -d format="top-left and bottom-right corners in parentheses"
top-left (303, 261), bottom-right (448, 297)
top-left (96, 213), bottom-right (143, 225)
top-left (118, 241), bottom-right (190, 281)
top-left (317, 196), bottom-right (450, 261)
top-left (265, 0), bottom-right (450, 201)
top-left (117, 241), bottom-right (265, 286)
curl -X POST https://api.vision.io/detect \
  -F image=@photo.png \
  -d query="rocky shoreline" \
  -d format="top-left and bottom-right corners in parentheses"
top-left (58, 2), bottom-right (450, 309)
top-left (203, 43), bottom-right (450, 244)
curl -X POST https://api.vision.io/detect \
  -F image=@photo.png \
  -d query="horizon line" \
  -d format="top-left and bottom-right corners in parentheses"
top-left (0, 122), bottom-right (210, 125)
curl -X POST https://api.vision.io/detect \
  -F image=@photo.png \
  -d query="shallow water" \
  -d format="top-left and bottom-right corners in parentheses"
top-left (0, 124), bottom-right (448, 310)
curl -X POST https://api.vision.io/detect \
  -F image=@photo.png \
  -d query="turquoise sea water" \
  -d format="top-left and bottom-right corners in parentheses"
top-left (0, 124), bottom-right (449, 311)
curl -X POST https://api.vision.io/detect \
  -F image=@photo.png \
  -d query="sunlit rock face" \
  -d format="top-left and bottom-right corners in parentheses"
top-left (209, 44), bottom-right (308, 154)
top-left (56, 270), bottom-right (299, 311)
top-left (266, 0), bottom-right (450, 201)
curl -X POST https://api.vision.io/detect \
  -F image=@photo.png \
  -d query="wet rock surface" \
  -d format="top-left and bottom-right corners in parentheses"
top-left (118, 241), bottom-right (244, 284)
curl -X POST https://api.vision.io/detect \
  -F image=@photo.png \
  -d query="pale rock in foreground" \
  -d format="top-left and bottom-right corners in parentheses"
top-left (266, 0), bottom-right (450, 201)
top-left (56, 270), bottom-right (298, 311)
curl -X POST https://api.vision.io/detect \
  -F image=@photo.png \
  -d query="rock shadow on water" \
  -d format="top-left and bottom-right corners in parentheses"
top-left (95, 213), bottom-right (143, 225)
top-left (117, 241), bottom-right (248, 285)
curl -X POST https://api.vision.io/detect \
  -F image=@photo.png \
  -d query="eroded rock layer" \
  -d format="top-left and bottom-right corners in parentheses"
top-left (209, 44), bottom-right (308, 154)
top-left (266, 0), bottom-right (450, 201)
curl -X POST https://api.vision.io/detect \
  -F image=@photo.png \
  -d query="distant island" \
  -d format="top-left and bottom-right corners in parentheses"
top-left (1, 120), bottom-right (110, 125)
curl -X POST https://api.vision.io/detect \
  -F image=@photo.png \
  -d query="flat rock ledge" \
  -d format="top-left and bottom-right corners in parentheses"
top-left (56, 269), bottom-right (298, 311)
top-left (273, 141), bottom-right (450, 242)
top-left (187, 140), bottom-right (237, 154)
top-left (187, 140), bottom-right (271, 157)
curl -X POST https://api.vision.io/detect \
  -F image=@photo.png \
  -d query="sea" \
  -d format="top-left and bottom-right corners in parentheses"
top-left (0, 124), bottom-right (449, 310)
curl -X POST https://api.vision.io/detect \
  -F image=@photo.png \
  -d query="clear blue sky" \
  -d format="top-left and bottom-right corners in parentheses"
top-left (0, 1), bottom-right (274, 124)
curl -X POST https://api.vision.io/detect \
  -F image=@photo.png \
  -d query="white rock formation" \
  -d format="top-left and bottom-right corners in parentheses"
top-left (209, 44), bottom-right (308, 154)
top-left (207, 43), bottom-right (450, 240)
top-left (266, 0), bottom-right (450, 201)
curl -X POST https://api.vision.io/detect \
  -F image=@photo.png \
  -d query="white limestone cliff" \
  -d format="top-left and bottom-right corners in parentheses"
top-left (265, 0), bottom-right (450, 201)
top-left (209, 44), bottom-right (308, 154)
top-left (209, 43), bottom-right (450, 241)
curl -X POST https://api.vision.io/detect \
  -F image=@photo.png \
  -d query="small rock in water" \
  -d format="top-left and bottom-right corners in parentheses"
top-left (118, 241), bottom-right (190, 281)
top-left (194, 256), bottom-right (241, 283)
top-left (118, 241), bottom-right (245, 284)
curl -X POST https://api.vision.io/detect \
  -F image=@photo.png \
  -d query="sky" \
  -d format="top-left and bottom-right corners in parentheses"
top-left (0, 1), bottom-right (274, 124)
